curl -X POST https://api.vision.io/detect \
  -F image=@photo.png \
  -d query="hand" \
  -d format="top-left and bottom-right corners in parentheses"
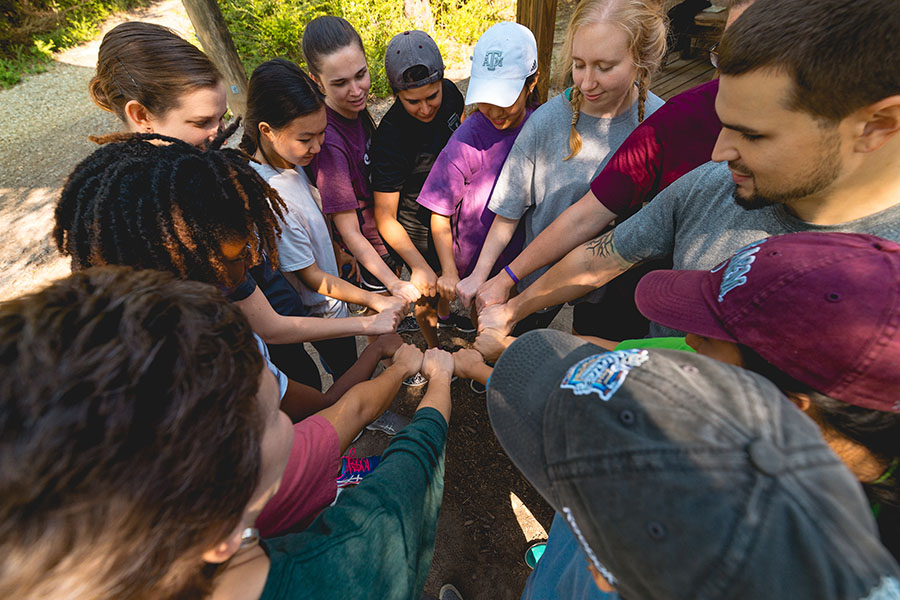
top-left (336, 247), bottom-right (358, 283)
top-left (452, 348), bottom-right (486, 380)
top-left (436, 272), bottom-right (460, 303)
top-left (473, 327), bottom-right (516, 362)
top-left (477, 302), bottom-right (515, 336)
top-left (366, 306), bottom-right (403, 335)
top-left (456, 272), bottom-right (486, 308)
top-left (475, 273), bottom-right (515, 313)
top-left (388, 280), bottom-right (421, 304)
top-left (392, 343), bottom-right (425, 379)
top-left (410, 267), bottom-right (438, 298)
top-left (421, 347), bottom-right (454, 381)
top-left (371, 293), bottom-right (409, 316)
top-left (371, 332), bottom-right (404, 358)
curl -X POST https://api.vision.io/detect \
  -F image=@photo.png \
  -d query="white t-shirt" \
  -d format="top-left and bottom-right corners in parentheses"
top-left (255, 333), bottom-right (288, 399)
top-left (251, 162), bottom-right (349, 318)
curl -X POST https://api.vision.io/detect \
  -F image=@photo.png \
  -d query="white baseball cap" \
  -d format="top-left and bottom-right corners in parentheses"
top-left (465, 22), bottom-right (538, 108)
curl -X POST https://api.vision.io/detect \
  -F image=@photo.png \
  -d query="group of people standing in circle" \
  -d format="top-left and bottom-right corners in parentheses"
top-left (3, 0), bottom-right (900, 598)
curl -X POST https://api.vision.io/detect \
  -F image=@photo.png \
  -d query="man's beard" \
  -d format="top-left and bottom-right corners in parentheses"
top-left (732, 133), bottom-right (843, 211)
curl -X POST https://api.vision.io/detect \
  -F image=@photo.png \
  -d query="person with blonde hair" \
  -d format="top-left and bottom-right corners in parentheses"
top-left (456, 0), bottom-right (666, 337)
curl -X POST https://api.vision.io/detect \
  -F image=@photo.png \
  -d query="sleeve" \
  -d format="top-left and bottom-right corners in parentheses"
top-left (283, 408), bottom-right (448, 599)
top-left (370, 113), bottom-right (412, 193)
top-left (589, 111), bottom-right (665, 216)
top-left (255, 415), bottom-right (341, 537)
top-left (488, 122), bottom-right (536, 220)
top-left (225, 271), bottom-right (257, 302)
top-left (611, 170), bottom-right (685, 264)
top-left (254, 333), bottom-right (289, 400)
top-left (590, 79), bottom-right (721, 217)
top-left (315, 143), bottom-right (362, 214)
top-left (276, 215), bottom-right (317, 273)
top-left (416, 137), bottom-right (468, 217)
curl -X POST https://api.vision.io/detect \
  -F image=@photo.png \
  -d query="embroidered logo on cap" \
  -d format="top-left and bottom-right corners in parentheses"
top-left (483, 50), bottom-right (504, 70)
top-left (716, 239), bottom-right (766, 302)
top-left (560, 350), bottom-right (649, 400)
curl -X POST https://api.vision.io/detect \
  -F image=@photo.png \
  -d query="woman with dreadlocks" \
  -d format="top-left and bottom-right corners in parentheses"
top-left (54, 130), bottom-right (404, 423)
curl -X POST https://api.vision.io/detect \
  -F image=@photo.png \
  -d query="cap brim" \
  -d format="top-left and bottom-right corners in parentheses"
top-left (487, 330), bottom-right (605, 511)
top-left (635, 269), bottom-right (738, 342)
top-left (464, 75), bottom-right (526, 107)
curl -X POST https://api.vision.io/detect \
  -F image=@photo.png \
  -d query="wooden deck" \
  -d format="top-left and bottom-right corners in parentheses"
top-left (651, 52), bottom-right (716, 100)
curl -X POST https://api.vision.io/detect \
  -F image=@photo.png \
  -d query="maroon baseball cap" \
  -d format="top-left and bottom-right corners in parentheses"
top-left (635, 232), bottom-right (900, 412)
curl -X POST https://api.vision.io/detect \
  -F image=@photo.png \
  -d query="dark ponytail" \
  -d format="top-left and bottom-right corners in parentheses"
top-left (240, 58), bottom-right (325, 159)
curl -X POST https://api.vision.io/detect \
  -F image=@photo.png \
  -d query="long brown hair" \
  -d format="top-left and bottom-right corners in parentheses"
top-left (559, 0), bottom-right (667, 160)
top-left (89, 21), bottom-right (222, 122)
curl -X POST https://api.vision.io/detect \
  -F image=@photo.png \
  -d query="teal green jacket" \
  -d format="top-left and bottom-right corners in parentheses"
top-left (259, 408), bottom-right (447, 599)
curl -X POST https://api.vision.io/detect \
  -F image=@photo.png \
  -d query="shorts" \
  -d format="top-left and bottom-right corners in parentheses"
top-left (347, 252), bottom-right (405, 293)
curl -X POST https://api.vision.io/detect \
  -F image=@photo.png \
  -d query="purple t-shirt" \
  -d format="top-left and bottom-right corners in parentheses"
top-left (416, 109), bottom-right (532, 278)
top-left (312, 106), bottom-right (387, 256)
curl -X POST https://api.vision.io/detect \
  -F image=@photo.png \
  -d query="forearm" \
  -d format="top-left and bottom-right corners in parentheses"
top-left (334, 214), bottom-right (401, 288)
top-left (416, 372), bottom-right (452, 423)
top-left (469, 215), bottom-right (519, 280)
top-left (374, 203), bottom-right (432, 272)
top-left (289, 268), bottom-right (382, 310)
top-left (508, 231), bottom-right (633, 323)
top-left (508, 191), bottom-right (616, 282)
top-left (322, 339), bottom-right (386, 403)
top-left (334, 361), bottom-right (407, 425)
top-left (279, 379), bottom-right (332, 422)
top-left (467, 363), bottom-right (493, 386)
top-left (431, 214), bottom-right (458, 278)
top-left (235, 287), bottom-right (375, 343)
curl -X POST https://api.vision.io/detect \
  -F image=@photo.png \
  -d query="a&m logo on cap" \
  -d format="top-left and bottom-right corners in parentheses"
top-left (483, 50), bottom-right (504, 70)
top-left (560, 349), bottom-right (649, 401)
top-left (713, 239), bottom-right (767, 303)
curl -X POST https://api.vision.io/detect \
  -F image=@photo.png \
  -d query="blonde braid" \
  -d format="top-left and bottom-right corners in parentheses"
top-left (565, 86), bottom-right (584, 161)
top-left (636, 69), bottom-right (650, 122)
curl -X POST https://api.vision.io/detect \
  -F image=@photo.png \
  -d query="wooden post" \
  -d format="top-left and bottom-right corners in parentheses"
top-left (181, 0), bottom-right (248, 117)
top-left (517, 0), bottom-right (559, 103)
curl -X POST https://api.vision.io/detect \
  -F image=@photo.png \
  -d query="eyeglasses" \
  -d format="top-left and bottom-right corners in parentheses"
top-left (709, 42), bottom-right (719, 69)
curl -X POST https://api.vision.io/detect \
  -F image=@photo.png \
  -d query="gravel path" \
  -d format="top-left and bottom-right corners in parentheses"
top-left (0, 0), bottom-right (194, 301)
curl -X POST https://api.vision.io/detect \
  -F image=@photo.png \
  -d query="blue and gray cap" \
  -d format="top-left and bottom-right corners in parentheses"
top-left (488, 329), bottom-right (900, 600)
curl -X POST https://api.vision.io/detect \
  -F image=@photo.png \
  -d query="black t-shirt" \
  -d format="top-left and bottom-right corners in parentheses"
top-left (370, 79), bottom-right (463, 238)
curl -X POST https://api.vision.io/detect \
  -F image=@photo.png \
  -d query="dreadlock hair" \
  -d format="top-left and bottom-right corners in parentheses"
top-left (240, 58), bottom-right (325, 162)
top-left (302, 15), bottom-right (376, 135)
top-left (560, 0), bottom-right (667, 160)
top-left (54, 123), bottom-right (287, 287)
top-left (739, 345), bottom-right (900, 515)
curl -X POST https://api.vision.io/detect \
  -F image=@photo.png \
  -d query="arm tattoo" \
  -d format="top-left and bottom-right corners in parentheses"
top-left (585, 231), bottom-right (616, 257)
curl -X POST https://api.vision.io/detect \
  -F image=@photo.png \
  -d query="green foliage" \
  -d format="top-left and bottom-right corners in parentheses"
top-left (219, 0), bottom-right (513, 98)
top-left (0, 0), bottom-right (151, 88)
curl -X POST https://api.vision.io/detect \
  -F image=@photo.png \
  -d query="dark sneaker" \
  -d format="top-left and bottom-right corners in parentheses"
top-left (396, 316), bottom-right (420, 333)
top-left (438, 313), bottom-right (476, 333)
top-left (365, 409), bottom-right (411, 435)
top-left (470, 379), bottom-right (486, 394)
top-left (336, 448), bottom-right (381, 488)
top-left (439, 584), bottom-right (464, 600)
top-left (402, 372), bottom-right (428, 387)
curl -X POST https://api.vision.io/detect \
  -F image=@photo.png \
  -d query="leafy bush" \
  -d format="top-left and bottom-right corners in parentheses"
top-left (0, 0), bottom-right (151, 88)
top-left (218, 0), bottom-right (514, 97)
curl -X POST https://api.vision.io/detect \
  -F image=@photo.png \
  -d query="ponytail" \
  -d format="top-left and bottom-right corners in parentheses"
top-left (565, 86), bottom-right (584, 161)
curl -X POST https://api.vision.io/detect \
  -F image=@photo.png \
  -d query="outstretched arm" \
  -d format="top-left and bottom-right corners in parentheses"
top-left (284, 265), bottom-right (406, 315)
top-left (458, 214), bottom-right (520, 308)
top-left (478, 230), bottom-right (635, 336)
top-left (476, 190), bottom-right (617, 311)
top-left (374, 191), bottom-right (438, 298)
top-left (431, 213), bottom-right (459, 304)
top-left (235, 287), bottom-right (400, 344)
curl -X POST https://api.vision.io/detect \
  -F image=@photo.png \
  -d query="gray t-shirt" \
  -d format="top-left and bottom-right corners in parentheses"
top-left (489, 90), bottom-right (664, 291)
top-left (615, 160), bottom-right (900, 336)
top-left (252, 162), bottom-right (348, 318)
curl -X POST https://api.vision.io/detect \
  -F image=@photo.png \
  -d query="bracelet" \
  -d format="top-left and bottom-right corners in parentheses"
top-left (504, 265), bottom-right (519, 284)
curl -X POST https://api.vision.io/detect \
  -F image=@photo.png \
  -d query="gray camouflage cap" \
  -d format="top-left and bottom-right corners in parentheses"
top-left (488, 330), bottom-right (900, 600)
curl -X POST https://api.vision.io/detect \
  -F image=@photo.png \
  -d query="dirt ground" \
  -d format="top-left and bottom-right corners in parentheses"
top-left (0, 1), bottom-right (577, 598)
